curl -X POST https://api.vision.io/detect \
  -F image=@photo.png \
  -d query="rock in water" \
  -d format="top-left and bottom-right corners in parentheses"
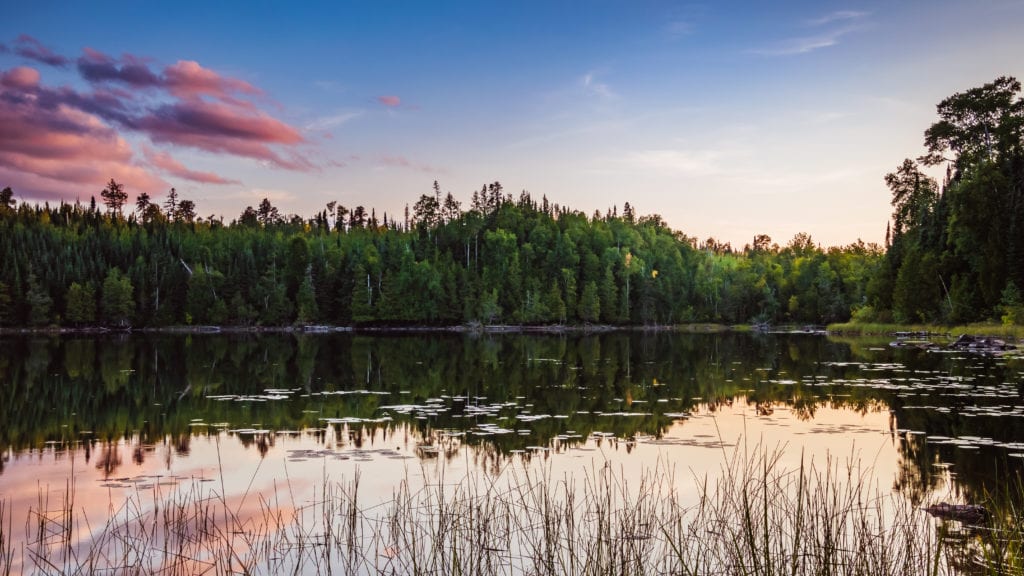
top-left (923, 502), bottom-right (989, 525)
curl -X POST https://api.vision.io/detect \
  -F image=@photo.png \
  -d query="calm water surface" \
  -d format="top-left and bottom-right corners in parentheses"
top-left (1, 331), bottom-right (1023, 561)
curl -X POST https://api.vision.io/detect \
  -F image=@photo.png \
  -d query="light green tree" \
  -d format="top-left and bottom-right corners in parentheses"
top-left (66, 282), bottom-right (97, 325)
top-left (102, 268), bottom-right (134, 327)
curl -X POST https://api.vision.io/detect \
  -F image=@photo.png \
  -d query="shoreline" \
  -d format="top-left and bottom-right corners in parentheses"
top-left (6, 321), bottom-right (1019, 341)
top-left (0, 322), bottom-right (735, 336)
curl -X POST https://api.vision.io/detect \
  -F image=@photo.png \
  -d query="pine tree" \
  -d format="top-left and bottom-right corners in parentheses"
top-left (579, 280), bottom-right (600, 323)
top-left (100, 179), bottom-right (128, 215)
top-left (26, 272), bottom-right (52, 326)
top-left (296, 274), bottom-right (319, 324)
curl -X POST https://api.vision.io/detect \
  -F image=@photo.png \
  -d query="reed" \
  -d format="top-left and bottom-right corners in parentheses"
top-left (1, 443), bottom-right (1020, 575)
top-left (827, 321), bottom-right (1024, 340)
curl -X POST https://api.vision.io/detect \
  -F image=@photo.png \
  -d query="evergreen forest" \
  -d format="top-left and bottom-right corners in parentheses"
top-left (0, 76), bottom-right (1021, 329)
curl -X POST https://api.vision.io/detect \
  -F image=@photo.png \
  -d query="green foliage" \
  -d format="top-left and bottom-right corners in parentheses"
top-left (102, 268), bottom-right (134, 327)
top-left (257, 269), bottom-right (292, 325)
top-left (65, 281), bottom-right (97, 325)
top-left (1000, 281), bottom-right (1024, 325)
top-left (479, 288), bottom-right (501, 324)
top-left (579, 280), bottom-right (600, 323)
top-left (100, 178), bottom-right (127, 215)
top-left (296, 274), bottom-right (319, 324)
top-left (0, 281), bottom-right (13, 326)
top-left (886, 159), bottom-right (938, 237)
top-left (0, 186), bottom-right (14, 211)
top-left (285, 235), bottom-right (310, 300)
top-left (186, 266), bottom-right (226, 325)
top-left (25, 272), bottom-right (52, 326)
top-left (867, 76), bottom-right (1024, 325)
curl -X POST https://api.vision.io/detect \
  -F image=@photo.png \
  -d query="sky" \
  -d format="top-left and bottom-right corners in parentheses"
top-left (2, 1), bottom-right (1023, 247)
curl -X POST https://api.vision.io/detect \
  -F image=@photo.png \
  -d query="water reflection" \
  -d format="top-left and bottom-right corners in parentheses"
top-left (1, 332), bottom-right (1023, 504)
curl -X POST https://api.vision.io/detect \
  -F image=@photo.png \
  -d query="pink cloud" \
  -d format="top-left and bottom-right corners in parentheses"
top-left (143, 146), bottom-right (241, 185)
top-left (0, 66), bottom-right (40, 89)
top-left (143, 99), bottom-right (301, 143)
top-left (0, 95), bottom-right (167, 199)
top-left (0, 38), bottom-right (313, 205)
top-left (0, 84), bottom-right (128, 161)
top-left (377, 95), bottom-right (401, 107)
top-left (379, 155), bottom-right (444, 174)
top-left (138, 99), bottom-right (309, 169)
top-left (163, 60), bottom-right (260, 99)
top-left (13, 35), bottom-right (69, 68)
top-left (74, 52), bottom-right (311, 169)
top-left (77, 47), bottom-right (161, 87)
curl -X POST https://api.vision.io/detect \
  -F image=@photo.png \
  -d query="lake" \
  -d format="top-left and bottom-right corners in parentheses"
top-left (1, 331), bottom-right (1023, 574)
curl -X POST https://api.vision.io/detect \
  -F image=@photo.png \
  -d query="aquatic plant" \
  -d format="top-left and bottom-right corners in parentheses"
top-left (5, 442), bottom-right (1019, 575)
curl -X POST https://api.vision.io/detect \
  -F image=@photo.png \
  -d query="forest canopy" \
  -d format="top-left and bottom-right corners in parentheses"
top-left (0, 183), bottom-right (878, 328)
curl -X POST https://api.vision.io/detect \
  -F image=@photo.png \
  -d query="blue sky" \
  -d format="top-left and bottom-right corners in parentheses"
top-left (2, 1), bottom-right (1022, 246)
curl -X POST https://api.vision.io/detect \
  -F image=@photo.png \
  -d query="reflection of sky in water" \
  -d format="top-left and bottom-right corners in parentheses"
top-left (0, 399), bottom-right (901, 571)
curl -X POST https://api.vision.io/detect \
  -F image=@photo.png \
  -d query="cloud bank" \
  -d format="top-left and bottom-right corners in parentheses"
top-left (0, 35), bottom-right (311, 201)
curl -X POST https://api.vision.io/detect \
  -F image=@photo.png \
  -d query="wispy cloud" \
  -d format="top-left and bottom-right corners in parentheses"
top-left (313, 79), bottom-right (347, 93)
top-left (725, 166), bottom-right (869, 196)
top-left (663, 3), bottom-right (707, 39)
top-left (377, 155), bottom-right (445, 174)
top-left (752, 34), bottom-right (844, 56)
top-left (13, 35), bottom-right (69, 68)
top-left (804, 10), bottom-right (868, 27)
top-left (666, 20), bottom-right (694, 37)
top-left (750, 11), bottom-right (869, 56)
top-left (582, 71), bottom-right (616, 100)
top-left (304, 111), bottom-right (362, 132)
top-left (377, 95), bottom-right (401, 107)
top-left (619, 148), bottom-right (726, 176)
top-left (143, 146), bottom-right (241, 185)
top-left (228, 187), bottom-right (298, 208)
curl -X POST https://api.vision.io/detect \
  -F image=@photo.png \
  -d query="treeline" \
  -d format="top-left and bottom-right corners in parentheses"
top-left (0, 180), bottom-right (881, 328)
top-left (863, 76), bottom-right (1024, 325)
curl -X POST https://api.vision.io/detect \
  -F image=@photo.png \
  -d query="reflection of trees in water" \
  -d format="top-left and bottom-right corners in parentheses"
top-left (4, 332), bottom-right (1024, 522)
top-left (172, 432), bottom-right (191, 457)
top-left (63, 339), bottom-right (95, 380)
top-left (236, 432), bottom-right (274, 457)
top-left (100, 342), bottom-right (133, 392)
top-left (893, 434), bottom-right (946, 506)
top-left (132, 444), bottom-right (145, 465)
top-left (95, 441), bottom-right (122, 478)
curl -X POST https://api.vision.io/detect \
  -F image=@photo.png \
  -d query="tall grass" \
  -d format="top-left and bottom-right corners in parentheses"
top-left (827, 321), bottom-right (1024, 340)
top-left (1, 443), bottom-right (1019, 575)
